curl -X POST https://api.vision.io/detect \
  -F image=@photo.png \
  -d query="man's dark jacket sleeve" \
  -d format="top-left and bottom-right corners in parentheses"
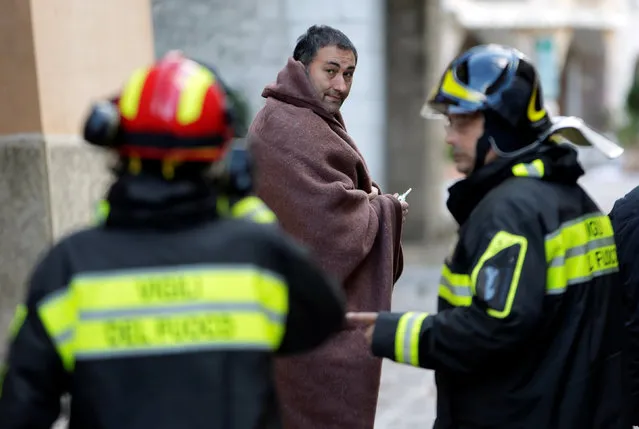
top-left (609, 186), bottom-right (639, 424)
top-left (372, 212), bottom-right (546, 373)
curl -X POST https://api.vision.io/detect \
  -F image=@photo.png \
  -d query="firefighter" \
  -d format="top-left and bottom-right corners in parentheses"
top-left (347, 44), bottom-right (629, 428)
top-left (0, 51), bottom-right (345, 429)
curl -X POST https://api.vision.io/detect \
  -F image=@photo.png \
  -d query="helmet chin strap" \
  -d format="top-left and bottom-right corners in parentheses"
top-left (472, 116), bottom-right (550, 173)
top-left (472, 133), bottom-right (493, 172)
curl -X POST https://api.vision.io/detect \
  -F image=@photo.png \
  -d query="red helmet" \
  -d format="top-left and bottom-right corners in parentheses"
top-left (83, 51), bottom-right (238, 163)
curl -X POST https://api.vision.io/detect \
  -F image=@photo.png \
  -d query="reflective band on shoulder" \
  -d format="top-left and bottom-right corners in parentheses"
top-left (8, 304), bottom-right (27, 339)
top-left (36, 264), bottom-right (289, 368)
top-left (438, 263), bottom-right (472, 307)
top-left (545, 212), bottom-right (618, 294)
top-left (38, 289), bottom-right (77, 372)
top-left (231, 196), bottom-right (277, 224)
top-left (512, 159), bottom-right (545, 178)
top-left (393, 312), bottom-right (429, 366)
top-left (94, 200), bottom-right (110, 225)
top-left (248, 208), bottom-right (278, 224)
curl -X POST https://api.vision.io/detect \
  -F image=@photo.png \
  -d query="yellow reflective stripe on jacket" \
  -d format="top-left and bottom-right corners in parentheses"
top-left (36, 265), bottom-right (288, 369)
top-left (1, 305), bottom-right (29, 397)
top-left (0, 364), bottom-right (6, 398)
top-left (438, 264), bottom-right (472, 307)
top-left (437, 214), bottom-right (617, 316)
top-left (73, 266), bottom-right (287, 360)
top-left (545, 213), bottom-right (618, 294)
top-left (38, 290), bottom-right (77, 371)
top-left (471, 231), bottom-right (528, 319)
top-left (512, 159), bottom-right (545, 178)
top-left (216, 195), bottom-right (231, 216)
top-left (93, 200), bottom-right (110, 225)
top-left (8, 304), bottom-right (27, 339)
top-left (393, 312), bottom-right (429, 366)
top-left (230, 196), bottom-right (277, 224)
top-left (217, 196), bottom-right (277, 224)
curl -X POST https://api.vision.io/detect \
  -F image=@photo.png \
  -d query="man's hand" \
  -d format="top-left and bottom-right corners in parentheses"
top-left (368, 187), bottom-right (380, 200)
top-left (393, 194), bottom-right (410, 223)
top-left (346, 312), bottom-right (378, 346)
top-left (400, 200), bottom-right (409, 223)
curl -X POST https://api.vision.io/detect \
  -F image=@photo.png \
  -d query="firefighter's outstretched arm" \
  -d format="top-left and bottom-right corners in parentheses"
top-left (369, 215), bottom-right (547, 373)
top-left (0, 254), bottom-right (69, 429)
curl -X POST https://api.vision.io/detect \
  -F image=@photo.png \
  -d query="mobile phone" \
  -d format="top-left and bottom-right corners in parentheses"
top-left (398, 188), bottom-right (412, 202)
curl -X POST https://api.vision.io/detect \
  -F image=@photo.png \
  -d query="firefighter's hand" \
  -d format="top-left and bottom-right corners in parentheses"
top-left (346, 312), bottom-right (378, 345)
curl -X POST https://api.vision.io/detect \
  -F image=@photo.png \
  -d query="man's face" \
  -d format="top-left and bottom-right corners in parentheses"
top-left (307, 46), bottom-right (356, 114)
top-left (445, 112), bottom-right (485, 176)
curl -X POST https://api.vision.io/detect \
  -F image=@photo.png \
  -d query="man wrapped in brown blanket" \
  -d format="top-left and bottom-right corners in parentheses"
top-left (248, 25), bottom-right (406, 429)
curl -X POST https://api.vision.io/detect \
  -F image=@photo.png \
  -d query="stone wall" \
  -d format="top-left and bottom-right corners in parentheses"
top-left (152, 0), bottom-right (387, 187)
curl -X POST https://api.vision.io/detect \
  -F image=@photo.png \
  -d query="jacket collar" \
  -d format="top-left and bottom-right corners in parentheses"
top-left (103, 174), bottom-right (220, 230)
top-left (447, 143), bottom-right (585, 225)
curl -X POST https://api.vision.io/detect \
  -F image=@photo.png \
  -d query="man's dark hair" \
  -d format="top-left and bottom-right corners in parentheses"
top-left (293, 25), bottom-right (358, 66)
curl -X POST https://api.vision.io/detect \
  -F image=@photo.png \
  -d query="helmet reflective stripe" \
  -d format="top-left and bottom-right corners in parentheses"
top-left (440, 69), bottom-right (487, 103)
top-left (119, 68), bottom-right (150, 121)
top-left (176, 66), bottom-right (216, 126)
top-left (527, 83), bottom-right (546, 123)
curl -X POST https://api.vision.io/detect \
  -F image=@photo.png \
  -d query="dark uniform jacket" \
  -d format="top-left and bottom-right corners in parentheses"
top-left (0, 174), bottom-right (346, 429)
top-left (373, 144), bottom-right (628, 428)
top-left (609, 185), bottom-right (639, 425)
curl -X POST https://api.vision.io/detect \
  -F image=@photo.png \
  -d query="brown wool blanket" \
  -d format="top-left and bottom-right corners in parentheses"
top-left (248, 58), bottom-right (404, 429)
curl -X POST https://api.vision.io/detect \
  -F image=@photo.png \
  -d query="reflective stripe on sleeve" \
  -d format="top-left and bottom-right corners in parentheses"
top-left (393, 312), bottom-right (429, 366)
top-left (438, 264), bottom-right (472, 307)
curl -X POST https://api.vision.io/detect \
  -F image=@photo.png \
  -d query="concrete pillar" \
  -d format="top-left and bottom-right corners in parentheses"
top-left (422, 0), bottom-right (448, 241)
top-left (385, 0), bottom-right (426, 241)
top-left (0, 0), bottom-right (154, 353)
top-left (386, 0), bottom-right (448, 243)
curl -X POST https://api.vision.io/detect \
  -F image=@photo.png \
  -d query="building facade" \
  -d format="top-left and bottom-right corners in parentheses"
top-left (152, 0), bottom-right (639, 241)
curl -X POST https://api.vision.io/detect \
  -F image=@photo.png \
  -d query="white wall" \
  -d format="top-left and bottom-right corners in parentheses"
top-left (282, 0), bottom-right (387, 187)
